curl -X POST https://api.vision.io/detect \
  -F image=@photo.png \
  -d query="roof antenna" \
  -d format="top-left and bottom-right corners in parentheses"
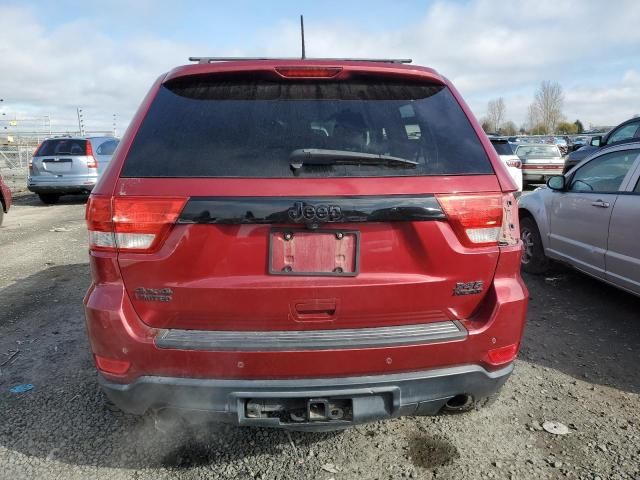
top-left (300, 14), bottom-right (306, 59)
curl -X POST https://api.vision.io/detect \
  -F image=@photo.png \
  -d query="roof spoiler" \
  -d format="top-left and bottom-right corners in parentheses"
top-left (188, 57), bottom-right (412, 64)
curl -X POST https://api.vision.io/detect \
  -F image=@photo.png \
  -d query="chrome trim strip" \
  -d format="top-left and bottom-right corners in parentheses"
top-left (156, 320), bottom-right (466, 351)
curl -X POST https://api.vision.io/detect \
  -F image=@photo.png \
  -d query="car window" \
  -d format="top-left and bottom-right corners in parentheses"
top-left (635, 176), bottom-right (640, 193)
top-left (96, 140), bottom-right (119, 156)
top-left (608, 122), bottom-right (640, 144)
top-left (122, 77), bottom-right (492, 178)
top-left (569, 149), bottom-right (639, 193)
top-left (36, 139), bottom-right (88, 156)
top-left (515, 145), bottom-right (559, 158)
top-left (490, 140), bottom-right (514, 155)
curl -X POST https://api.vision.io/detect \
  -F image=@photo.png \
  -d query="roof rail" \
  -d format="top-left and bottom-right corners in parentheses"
top-left (188, 57), bottom-right (412, 64)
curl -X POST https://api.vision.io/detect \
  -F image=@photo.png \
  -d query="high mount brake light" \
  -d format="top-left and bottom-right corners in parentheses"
top-left (86, 196), bottom-right (187, 253)
top-left (436, 193), bottom-right (520, 248)
top-left (275, 66), bottom-right (342, 78)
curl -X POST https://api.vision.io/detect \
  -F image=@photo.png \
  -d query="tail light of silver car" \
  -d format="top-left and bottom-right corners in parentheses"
top-left (86, 141), bottom-right (97, 170)
top-left (506, 159), bottom-right (522, 169)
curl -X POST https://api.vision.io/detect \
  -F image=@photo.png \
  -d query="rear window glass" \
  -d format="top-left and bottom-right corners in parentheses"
top-left (490, 140), bottom-right (514, 155)
top-left (122, 77), bottom-right (492, 178)
top-left (36, 139), bottom-right (87, 156)
top-left (516, 145), bottom-right (560, 159)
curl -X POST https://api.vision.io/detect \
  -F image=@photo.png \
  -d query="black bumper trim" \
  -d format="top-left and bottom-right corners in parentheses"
top-left (99, 363), bottom-right (513, 430)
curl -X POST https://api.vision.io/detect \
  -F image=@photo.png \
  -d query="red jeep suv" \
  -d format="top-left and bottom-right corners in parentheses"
top-left (84, 58), bottom-right (527, 430)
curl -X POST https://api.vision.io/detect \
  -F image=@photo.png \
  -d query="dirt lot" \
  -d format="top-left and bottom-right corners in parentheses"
top-left (0, 194), bottom-right (638, 480)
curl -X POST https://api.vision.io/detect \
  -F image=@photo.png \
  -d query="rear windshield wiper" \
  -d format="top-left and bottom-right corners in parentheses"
top-left (289, 148), bottom-right (418, 171)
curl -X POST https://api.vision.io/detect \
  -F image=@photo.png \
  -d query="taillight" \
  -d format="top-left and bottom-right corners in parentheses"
top-left (94, 355), bottom-right (130, 375)
top-left (275, 66), bottom-right (342, 78)
top-left (506, 159), bottom-right (522, 169)
top-left (86, 141), bottom-right (97, 169)
top-left (486, 343), bottom-right (519, 366)
top-left (86, 196), bottom-right (187, 253)
top-left (436, 193), bottom-right (520, 248)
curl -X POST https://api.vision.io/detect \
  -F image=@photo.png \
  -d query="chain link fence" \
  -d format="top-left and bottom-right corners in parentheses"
top-left (0, 138), bottom-right (39, 194)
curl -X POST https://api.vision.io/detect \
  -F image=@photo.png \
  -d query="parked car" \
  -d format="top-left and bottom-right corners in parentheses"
top-left (563, 117), bottom-right (640, 173)
top-left (552, 136), bottom-right (570, 155)
top-left (515, 143), bottom-right (564, 185)
top-left (519, 142), bottom-right (640, 296)
top-left (84, 57), bottom-right (527, 430)
top-left (0, 173), bottom-right (12, 226)
top-left (28, 136), bottom-right (120, 204)
top-left (490, 138), bottom-right (523, 191)
top-left (570, 136), bottom-right (590, 152)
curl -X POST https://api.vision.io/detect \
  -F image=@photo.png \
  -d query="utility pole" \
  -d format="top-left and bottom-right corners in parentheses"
top-left (112, 113), bottom-right (117, 137)
top-left (300, 15), bottom-right (306, 59)
top-left (76, 107), bottom-right (85, 136)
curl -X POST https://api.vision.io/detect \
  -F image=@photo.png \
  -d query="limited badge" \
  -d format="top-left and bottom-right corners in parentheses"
top-left (134, 287), bottom-right (173, 302)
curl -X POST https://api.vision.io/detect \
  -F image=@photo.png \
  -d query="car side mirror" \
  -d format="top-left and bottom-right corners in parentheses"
top-left (590, 136), bottom-right (602, 147)
top-left (547, 175), bottom-right (566, 191)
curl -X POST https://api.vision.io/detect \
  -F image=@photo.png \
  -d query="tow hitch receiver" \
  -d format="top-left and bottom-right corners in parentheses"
top-left (245, 398), bottom-right (353, 423)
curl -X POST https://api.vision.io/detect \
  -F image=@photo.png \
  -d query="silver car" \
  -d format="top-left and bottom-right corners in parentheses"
top-left (515, 143), bottom-right (564, 185)
top-left (518, 142), bottom-right (640, 296)
top-left (28, 136), bottom-right (119, 204)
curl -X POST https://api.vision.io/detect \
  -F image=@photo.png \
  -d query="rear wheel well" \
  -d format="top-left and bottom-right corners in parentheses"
top-left (518, 208), bottom-right (533, 222)
top-left (0, 193), bottom-right (6, 213)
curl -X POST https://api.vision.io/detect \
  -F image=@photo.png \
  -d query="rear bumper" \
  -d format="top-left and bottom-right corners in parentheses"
top-left (522, 168), bottom-right (564, 182)
top-left (99, 363), bottom-right (513, 429)
top-left (27, 176), bottom-right (96, 194)
top-left (85, 245), bottom-right (528, 430)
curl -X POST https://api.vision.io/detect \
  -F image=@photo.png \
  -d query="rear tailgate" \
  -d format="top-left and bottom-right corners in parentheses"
top-left (113, 177), bottom-right (502, 331)
top-left (32, 139), bottom-right (92, 177)
top-left (107, 68), bottom-right (507, 332)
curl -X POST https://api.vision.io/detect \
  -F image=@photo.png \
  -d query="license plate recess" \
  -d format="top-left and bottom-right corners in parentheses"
top-left (269, 228), bottom-right (359, 276)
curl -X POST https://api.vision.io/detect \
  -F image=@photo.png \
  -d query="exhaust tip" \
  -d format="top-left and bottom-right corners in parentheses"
top-left (443, 394), bottom-right (474, 412)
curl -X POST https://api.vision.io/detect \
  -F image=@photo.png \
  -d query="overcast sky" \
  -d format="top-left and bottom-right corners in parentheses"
top-left (1, 0), bottom-right (639, 135)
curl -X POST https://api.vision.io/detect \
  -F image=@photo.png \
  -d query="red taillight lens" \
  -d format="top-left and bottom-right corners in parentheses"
top-left (436, 193), bottom-right (503, 247)
top-left (85, 141), bottom-right (97, 169)
top-left (86, 196), bottom-right (114, 251)
top-left (436, 193), bottom-right (520, 248)
top-left (486, 343), bottom-right (519, 366)
top-left (94, 355), bottom-right (130, 375)
top-left (275, 66), bottom-right (342, 78)
top-left (86, 196), bottom-right (187, 253)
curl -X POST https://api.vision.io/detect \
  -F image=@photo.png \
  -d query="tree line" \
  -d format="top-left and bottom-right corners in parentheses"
top-left (481, 81), bottom-right (585, 136)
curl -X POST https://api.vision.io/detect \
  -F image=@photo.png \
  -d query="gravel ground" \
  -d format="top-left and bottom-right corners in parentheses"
top-left (0, 194), bottom-right (638, 480)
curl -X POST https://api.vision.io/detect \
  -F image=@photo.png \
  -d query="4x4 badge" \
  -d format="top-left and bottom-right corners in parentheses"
top-left (287, 201), bottom-right (342, 223)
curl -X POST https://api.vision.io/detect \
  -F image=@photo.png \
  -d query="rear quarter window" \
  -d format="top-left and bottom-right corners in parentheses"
top-left (95, 139), bottom-right (119, 156)
top-left (122, 76), bottom-right (493, 178)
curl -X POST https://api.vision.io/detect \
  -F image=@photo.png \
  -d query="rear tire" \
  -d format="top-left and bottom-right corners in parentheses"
top-left (38, 194), bottom-right (60, 205)
top-left (520, 216), bottom-right (549, 274)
